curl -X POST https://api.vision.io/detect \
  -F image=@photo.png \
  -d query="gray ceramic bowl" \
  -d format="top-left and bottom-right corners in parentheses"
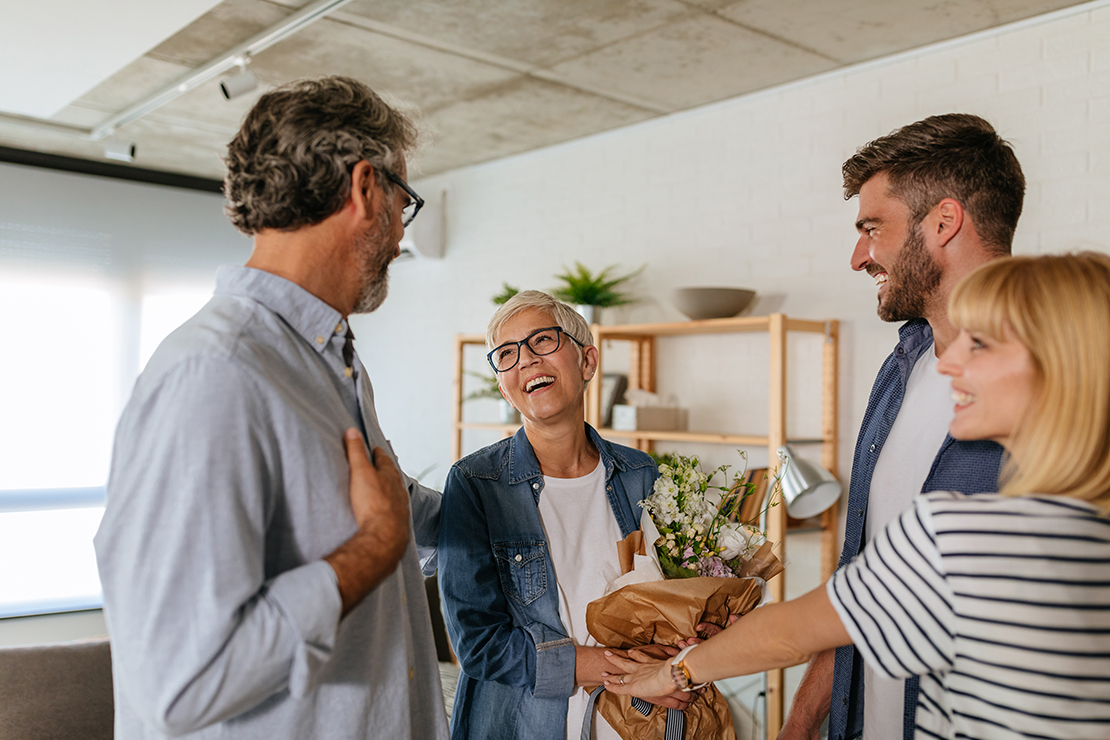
top-left (672, 287), bottom-right (757, 320)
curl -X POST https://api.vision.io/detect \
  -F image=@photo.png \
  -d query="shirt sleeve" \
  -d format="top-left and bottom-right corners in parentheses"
top-left (406, 473), bottom-right (442, 574)
top-left (437, 465), bottom-right (576, 699)
top-left (826, 498), bottom-right (956, 680)
top-left (95, 356), bottom-right (343, 736)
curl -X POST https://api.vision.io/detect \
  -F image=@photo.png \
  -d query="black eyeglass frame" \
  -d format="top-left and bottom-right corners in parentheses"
top-left (487, 326), bottom-right (585, 373)
top-left (384, 170), bottom-right (424, 227)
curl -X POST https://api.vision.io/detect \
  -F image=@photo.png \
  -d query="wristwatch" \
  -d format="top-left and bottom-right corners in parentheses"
top-left (669, 645), bottom-right (708, 692)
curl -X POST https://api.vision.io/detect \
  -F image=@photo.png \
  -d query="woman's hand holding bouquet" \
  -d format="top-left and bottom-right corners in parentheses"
top-left (583, 452), bottom-right (784, 740)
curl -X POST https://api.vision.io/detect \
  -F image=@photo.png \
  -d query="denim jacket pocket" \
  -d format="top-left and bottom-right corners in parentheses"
top-left (493, 540), bottom-right (548, 606)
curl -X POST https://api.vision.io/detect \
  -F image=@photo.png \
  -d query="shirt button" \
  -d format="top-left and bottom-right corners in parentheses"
top-left (515, 554), bottom-right (523, 562)
top-left (409, 668), bottom-right (414, 680)
top-left (869, 444), bottom-right (876, 453)
top-left (335, 322), bottom-right (344, 334)
top-left (315, 336), bottom-right (325, 345)
top-left (344, 367), bottom-right (353, 378)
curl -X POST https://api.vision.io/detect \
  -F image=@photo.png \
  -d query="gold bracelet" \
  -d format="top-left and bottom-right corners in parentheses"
top-left (669, 645), bottom-right (701, 692)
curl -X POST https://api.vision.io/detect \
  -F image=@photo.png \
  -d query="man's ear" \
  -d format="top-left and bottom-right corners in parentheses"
top-left (349, 160), bottom-right (383, 224)
top-left (928, 198), bottom-right (965, 249)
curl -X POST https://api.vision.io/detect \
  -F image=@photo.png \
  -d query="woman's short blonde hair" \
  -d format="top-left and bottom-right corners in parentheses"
top-left (486, 290), bottom-right (594, 351)
top-left (948, 252), bottom-right (1110, 511)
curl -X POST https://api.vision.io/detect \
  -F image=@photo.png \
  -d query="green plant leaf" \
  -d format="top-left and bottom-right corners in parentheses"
top-left (492, 283), bottom-right (520, 305)
top-left (464, 370), bottom-right (503, 401)
top-left (552, 262), bottom-right (644, 307)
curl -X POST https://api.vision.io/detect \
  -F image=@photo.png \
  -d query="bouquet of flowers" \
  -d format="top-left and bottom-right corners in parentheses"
top-left (585, 452), bottom-right (784, 740)
top-left (644, 453), bottom-right (773, 580)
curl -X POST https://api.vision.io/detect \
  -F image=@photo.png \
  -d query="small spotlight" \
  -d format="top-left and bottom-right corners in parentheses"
top-left (104, 142), bottom-right (136, 162)
top-left (220, 65), bottom-right (257, 100)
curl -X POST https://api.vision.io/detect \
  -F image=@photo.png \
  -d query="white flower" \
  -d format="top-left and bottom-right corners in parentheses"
top-left (718, 523), bottom-right (752, 560)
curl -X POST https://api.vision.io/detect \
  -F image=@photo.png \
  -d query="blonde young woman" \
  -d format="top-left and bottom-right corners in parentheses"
top-left (437, 291), bottom-right (691, 740)
top-left (603, 253), bottom-right (1110, 738)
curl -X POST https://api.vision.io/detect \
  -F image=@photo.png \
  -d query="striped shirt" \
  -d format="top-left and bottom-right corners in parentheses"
top-left (828, 491), bottom-right (1110, 739)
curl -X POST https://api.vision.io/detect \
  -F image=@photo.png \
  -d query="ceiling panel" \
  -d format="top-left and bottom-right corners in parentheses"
top-left (717, 0), bottom-right (1086, 64)
top-left (258, 18), bottom-right (521, 114)
top-left (0, 0), bottom-right (1092, 182)
top-left (549, 13), bottom-right (838, 110)
top-left (417, 76), bottom-right (655, 174)
top-left (0, 0), bottom-right (222, 118)
top-left (338, 0), bottom-right (696, 67)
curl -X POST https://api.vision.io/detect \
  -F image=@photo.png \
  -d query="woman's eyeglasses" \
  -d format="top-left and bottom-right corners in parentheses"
top-left (487, 326), bottom-right (584, 373)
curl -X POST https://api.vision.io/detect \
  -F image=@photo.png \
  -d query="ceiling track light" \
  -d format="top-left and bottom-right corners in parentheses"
top-left (104, 142), bottom-right (136, 162)
top-left (220, 58), bottom-right (258, 100)
top-left (0, 0), bottom-right (353, 141)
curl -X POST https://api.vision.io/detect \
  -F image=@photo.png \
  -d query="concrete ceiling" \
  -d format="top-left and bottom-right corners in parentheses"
top-left (0, 0), bottom-right (1087, 182)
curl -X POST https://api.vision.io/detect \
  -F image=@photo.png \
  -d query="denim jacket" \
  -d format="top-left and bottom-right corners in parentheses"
top-left (829, 319), bottom-right (1003, 740)
top-left (438, 424), bottom-right (658, 740)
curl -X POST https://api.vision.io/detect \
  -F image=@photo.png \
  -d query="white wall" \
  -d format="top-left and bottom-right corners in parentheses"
top-left (355, 9), bottom-right (1110, 711)
top-left (358, 0), bottom-right (1110, 494)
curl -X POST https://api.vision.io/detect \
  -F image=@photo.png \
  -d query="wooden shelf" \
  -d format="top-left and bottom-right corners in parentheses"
top-left (457, 422), bottom-right (520, 433)
top-left (599, 429), bottom-right (769, 446)
top-left (452, 313), bottom-right (840, 740)
top-left (599, 429), bottom-right (834, 446)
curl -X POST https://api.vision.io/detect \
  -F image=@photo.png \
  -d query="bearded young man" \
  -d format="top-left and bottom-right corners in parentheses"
top-left (95, 77), bottom-right (448, 740)
top-left (778, 114), bottom-right (1026, 740)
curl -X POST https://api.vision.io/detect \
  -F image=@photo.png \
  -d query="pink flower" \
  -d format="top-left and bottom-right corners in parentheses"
top-left (696, 555), bottom-right (736, 578)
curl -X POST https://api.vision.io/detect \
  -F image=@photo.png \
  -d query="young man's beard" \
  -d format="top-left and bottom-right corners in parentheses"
top-left (878, 225), bottom-right (942, 322)
top-left (351, 215), bottom-right (394, 315)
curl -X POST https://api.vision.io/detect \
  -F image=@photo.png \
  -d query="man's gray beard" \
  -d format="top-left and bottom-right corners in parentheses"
top-left (351, 218), bottom-right (393, 315)
top-left (878, 224), bottom-right (942, 322)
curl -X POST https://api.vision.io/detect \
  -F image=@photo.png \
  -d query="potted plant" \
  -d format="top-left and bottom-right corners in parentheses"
top-left (552, 262), bottom-right (643, 324)
top-left (465, 370), bottom-right (520, 424)
top-left (492, 282), bottom-right (520, 305)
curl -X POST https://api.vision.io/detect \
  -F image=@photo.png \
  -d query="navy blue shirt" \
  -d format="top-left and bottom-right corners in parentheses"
top-left (828, 319), bottom-right (1003, 740)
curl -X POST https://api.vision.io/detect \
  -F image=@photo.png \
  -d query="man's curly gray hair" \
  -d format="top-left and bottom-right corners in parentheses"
top-left (223, 76), bottom-right (418, 235)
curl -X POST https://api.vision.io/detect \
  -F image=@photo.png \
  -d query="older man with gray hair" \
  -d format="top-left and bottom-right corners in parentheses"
top-left (95, 76), bottom-right (447, 740)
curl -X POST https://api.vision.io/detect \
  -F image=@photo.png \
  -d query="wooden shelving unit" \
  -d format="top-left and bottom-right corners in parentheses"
top-left (451, 313), bottom-right (840, 739)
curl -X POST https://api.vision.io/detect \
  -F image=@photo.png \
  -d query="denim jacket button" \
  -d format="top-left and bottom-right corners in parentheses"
top-left (515, 554), bottom-right (523, 562)
top-left (869, 443), bottom-right (876, 453)
top-left (532, 482), bottom-right (539, 490)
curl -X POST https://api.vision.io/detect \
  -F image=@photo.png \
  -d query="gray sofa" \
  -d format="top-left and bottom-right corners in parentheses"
top-left (0, 638), bottom-right (113, 740)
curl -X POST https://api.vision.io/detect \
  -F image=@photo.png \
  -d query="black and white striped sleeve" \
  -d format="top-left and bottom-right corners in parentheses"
top-left (827, 498), bottom-right (956, 679)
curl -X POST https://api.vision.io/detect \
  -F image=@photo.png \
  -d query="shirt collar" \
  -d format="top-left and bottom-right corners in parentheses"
top-left (892, 318), bottom-right (935, 384)
top-left (214, 266), bottom-right (348, 355)
top-left (507, 423), bottom-right (622, 487)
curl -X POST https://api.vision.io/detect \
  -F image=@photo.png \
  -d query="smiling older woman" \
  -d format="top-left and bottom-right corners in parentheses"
top-left (602, 253), bottom-right (1110, 739)
top-left (437, 291), bottom-right (691, 740)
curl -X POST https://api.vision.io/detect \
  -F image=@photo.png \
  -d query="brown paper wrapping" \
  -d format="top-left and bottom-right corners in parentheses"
top-left (585, 537), bottom-right (783, 740)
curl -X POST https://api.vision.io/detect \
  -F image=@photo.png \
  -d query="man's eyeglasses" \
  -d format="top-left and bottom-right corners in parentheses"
top-left (384, 170), bottom-right (424, 227)
top-left (487, 326), bottom-right (584, 373)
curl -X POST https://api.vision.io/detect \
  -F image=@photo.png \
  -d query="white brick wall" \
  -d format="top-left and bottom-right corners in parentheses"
top-left (360, 1), bottom-right (1110, 501)
top-left (357, 8), bottom-right (1110, 709)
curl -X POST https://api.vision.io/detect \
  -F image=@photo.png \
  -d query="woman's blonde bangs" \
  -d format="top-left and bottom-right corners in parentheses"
top-left (950, 254), bottom-right (1110, 512)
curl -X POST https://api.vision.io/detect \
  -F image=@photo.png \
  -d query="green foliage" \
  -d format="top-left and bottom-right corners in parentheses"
top-left (492, 283), bottom-right (520, 305)
top-left (464, 370), bottom-right (503, 402)
top-left (552, 262), bottom-right (643, 308)
top-left (649, 451), bottom-right (679, 469)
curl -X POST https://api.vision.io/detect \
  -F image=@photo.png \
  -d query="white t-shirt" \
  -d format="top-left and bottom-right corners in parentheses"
top-left (537, 459), bottom-right (625, 740)
top-left (830, 492), bottom-right (1110, 739)
top-left (863, 347), bottom-right (952, 740)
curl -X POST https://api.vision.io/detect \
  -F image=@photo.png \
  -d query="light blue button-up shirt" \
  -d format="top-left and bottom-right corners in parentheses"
top-left (95, 266), bottom-right (447, 740)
